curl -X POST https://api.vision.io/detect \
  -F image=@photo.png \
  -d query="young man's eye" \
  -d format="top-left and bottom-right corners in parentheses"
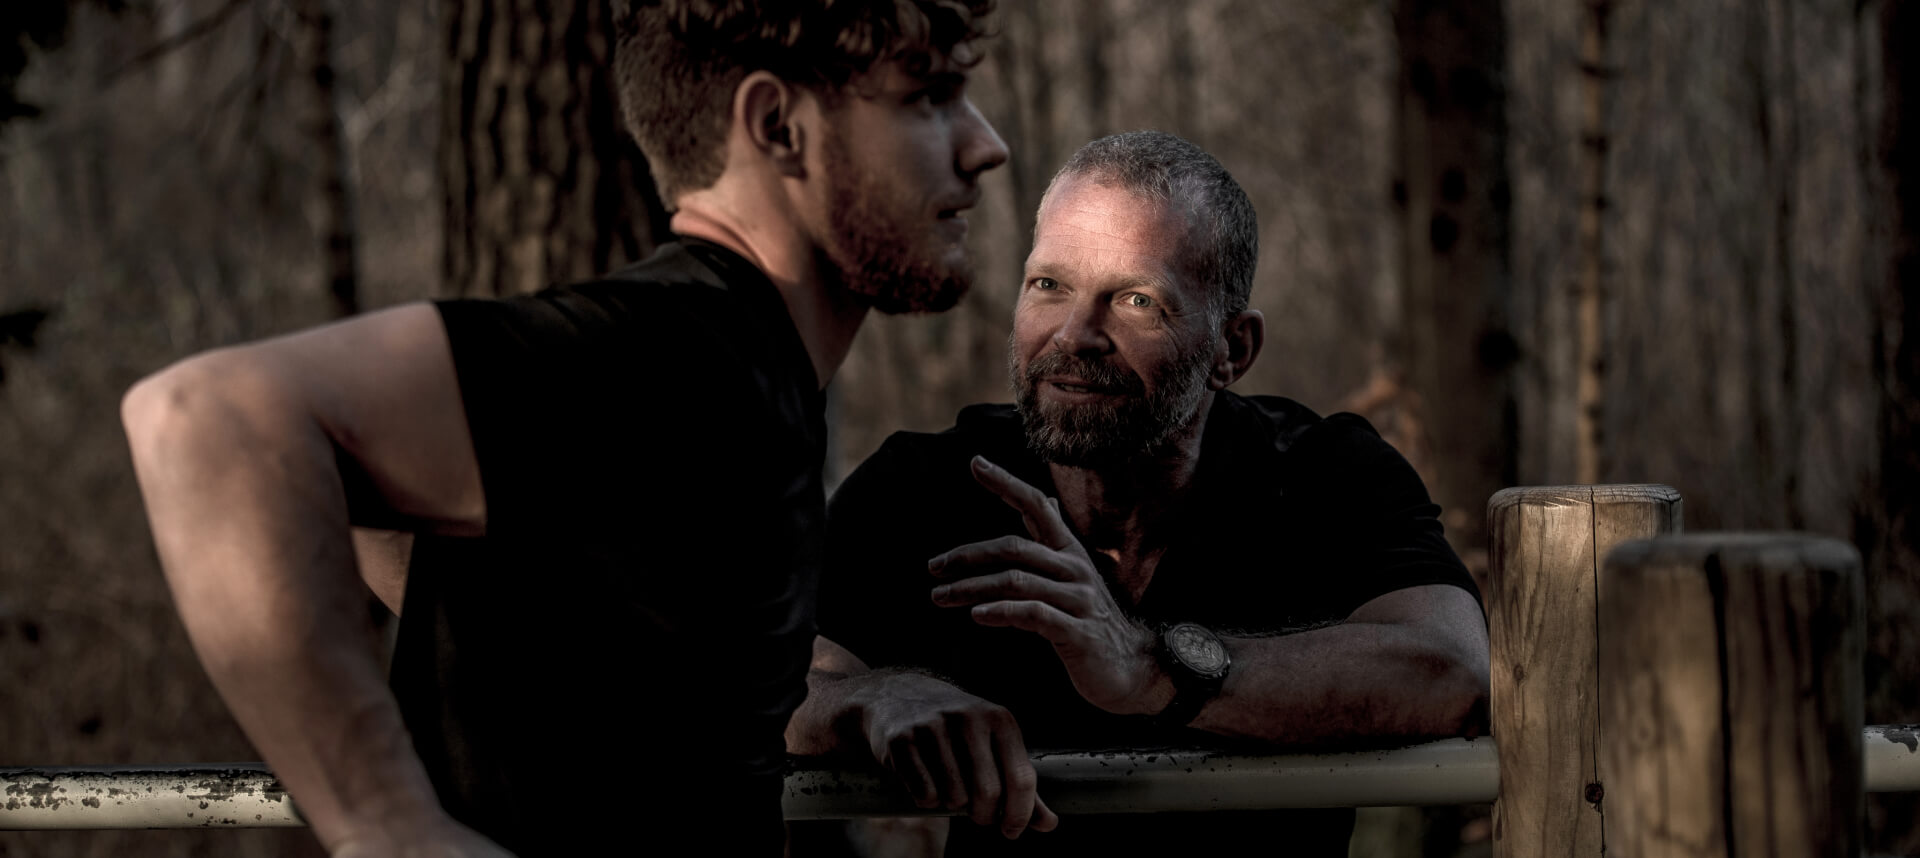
top-left (1030, 277), bottom-right (1059, 291)
top-left (909, 81), bottom-right (962, 107)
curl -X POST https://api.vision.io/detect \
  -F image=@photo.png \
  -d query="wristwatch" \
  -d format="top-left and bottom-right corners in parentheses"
top-left (1151, 622), bottom-right (1231, 727)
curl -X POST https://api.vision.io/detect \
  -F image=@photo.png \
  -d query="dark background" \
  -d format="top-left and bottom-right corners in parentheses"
top-left (1, 0), bottom-right (1916, 855)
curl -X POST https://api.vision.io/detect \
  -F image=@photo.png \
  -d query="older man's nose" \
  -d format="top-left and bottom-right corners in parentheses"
top-left (1051, 304), bottom-right (1112, 356)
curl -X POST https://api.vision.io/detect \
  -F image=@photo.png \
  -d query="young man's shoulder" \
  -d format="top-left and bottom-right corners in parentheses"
top-left (434, 239), bottom-right (807, 387)
top-left (536, 239), bottom-right (780, 328)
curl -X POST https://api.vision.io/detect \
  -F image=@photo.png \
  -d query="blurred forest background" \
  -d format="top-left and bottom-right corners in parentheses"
top-left (1, 0), bottom-right (1917, 855)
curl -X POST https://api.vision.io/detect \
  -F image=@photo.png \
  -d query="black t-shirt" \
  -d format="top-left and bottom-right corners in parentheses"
top-left (389, 240), bottom-right (825, 855)
top-left (817, 391), bottom-right (1478, 856)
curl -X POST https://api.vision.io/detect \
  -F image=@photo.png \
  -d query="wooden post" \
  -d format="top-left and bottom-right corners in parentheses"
top-left (1488, 485), bottom-right (1682, 857)
top-left (1599, 534), bottom-right (1864, 857)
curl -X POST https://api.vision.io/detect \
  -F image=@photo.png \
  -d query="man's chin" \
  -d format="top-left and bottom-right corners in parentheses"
top-left (861, 273), bottom-right (971, 315)
top-left (1030, 443), bottom-right (1138, 470)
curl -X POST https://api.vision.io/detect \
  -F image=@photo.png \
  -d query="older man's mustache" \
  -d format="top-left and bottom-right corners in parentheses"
top-left (1023, 350), bottom-right (1145, 397)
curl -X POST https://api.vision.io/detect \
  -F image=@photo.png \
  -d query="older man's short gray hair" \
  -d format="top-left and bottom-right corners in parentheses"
top-left (1043, 131), bottom-right (1258, 326)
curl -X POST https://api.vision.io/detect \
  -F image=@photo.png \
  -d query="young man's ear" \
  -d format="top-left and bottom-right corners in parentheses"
top-left (1210, 308), bottom-right (1265, 390)
top-left (735, 71), bottom-right (806, 178)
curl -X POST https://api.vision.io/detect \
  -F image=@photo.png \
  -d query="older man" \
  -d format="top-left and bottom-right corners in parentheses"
top-left (787, 131), bottom-right (1488, 855)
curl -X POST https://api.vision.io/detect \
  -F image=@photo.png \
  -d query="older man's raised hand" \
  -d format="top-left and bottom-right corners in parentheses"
top-left (928, 456), bottom-right (1174, 718)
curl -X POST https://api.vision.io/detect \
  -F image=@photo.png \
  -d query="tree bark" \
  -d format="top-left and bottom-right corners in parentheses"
top-left (1867, 0), bottom-right (1920, 850)
top-left (441, 0), bottom-right (669, 298)
top-left (293, 0), bottom-right (358, 317)
top-left (1878, 1), bottom-right (1920, 575)
top-left (1573, 0), bottom-right (1612, 485)
top-left (1394, 0), bottom-right (1517, 557)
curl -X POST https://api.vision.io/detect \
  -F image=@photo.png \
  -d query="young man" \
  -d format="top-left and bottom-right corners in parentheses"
top-left (788, 132), bottom-right (1489, 855)
top-left (120, 3), bottom-right (1007, 855)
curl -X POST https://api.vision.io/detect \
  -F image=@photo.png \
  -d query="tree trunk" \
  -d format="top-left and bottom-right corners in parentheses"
top-left (1573, 0), bottom-right (1612, 485)
top-left (441, 0), bottom-right (669, 298)
top-left (1394, 0), bottom-right (1517, 559)
top-left (1868, 0), bottom-right (1920, 852)
top-left (293, 0), bottom-right (358, 317)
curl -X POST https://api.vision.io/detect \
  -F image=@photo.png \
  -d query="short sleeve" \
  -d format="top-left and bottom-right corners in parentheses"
top-left (1287, 413), bottom-right (1482, 615)
top-left (434, 285), bottom-right (770, 542)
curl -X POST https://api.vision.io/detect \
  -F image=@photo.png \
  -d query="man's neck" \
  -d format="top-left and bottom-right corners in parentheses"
top-left (1047, 395), bottom-right (1215, 594)
top-left (670, 205), bottom-right (868, 390)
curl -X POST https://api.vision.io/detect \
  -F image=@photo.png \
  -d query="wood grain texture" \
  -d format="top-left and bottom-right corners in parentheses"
top-left (1488, 484), bottom-right (1681, 858)
top-left (1600, 534), bottom-right (1863, 858)
top-left (440, 0), bottom-right (667, 297)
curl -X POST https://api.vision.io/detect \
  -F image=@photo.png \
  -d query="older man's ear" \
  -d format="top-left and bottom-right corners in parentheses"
top-left (1210, 309), bottom-right (1265, 390)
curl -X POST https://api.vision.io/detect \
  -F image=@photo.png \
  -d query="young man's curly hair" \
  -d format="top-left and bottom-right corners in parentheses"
top-left (614, 0), bottom-right (995, 203)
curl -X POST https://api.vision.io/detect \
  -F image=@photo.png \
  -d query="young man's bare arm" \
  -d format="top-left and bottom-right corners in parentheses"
top-left (123, 303), bottom-right (504, 856)
top-left (352, 529), bottom-right (414, 616)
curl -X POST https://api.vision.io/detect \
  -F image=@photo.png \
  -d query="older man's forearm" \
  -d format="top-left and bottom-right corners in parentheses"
top-left (1186, 619), bottom-right (1489, 746)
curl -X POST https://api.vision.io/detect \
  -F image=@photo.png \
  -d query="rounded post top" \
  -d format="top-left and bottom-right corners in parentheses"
top-left (1487, 484), bottom-right (1681, 514)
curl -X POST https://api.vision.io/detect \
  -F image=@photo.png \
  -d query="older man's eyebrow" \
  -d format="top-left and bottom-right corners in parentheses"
top-left (1023, 264), bottom-right (1180, 296)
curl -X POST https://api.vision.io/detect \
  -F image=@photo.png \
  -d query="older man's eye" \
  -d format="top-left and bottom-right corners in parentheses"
top-left (1125, 293), bottom-right (1155, 308)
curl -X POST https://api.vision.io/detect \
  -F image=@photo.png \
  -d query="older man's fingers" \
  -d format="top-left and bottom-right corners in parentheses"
top-left (919, 723), bottom-right (970, 811)
top-left (1029, 794), bottom-right (1060, 834)
top-left (884, 733), bottom-right (940, 809)
top-left (928, 536), bottom-right (1086, 582)
top-left (969, 456), bottom-right (1076, 551)
top-left (933, 570), bottom-right (1087, 613)
top-left (958, 716), bottom-right (1004, 828)
top-left (992, 717), bottom-right (1046, 839)
top-left (968, 600), bottom-right (1078, 645)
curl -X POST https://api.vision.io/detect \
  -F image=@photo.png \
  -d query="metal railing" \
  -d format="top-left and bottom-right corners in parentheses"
top-left (5, 727), bottom-right (1918, 830)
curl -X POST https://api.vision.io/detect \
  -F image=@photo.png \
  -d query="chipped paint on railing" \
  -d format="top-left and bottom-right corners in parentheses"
top-left (5, 727), bottom-right (1917, 829)
top-left (2, 765), bottom-right (301, 829)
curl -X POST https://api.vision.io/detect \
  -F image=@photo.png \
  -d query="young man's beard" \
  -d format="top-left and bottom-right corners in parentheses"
top-left (818, 130), bottom-right (972, 315)
top-left (1011, 337), bottom-right (1214, 469)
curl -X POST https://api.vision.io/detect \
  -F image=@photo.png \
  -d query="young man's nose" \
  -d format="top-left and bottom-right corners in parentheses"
top-left (956, 98), bottom-right (1009, 179)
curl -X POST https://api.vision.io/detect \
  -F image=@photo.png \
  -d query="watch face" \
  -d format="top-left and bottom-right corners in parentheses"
top-left (1166, 623), bottom-right (1229, 676)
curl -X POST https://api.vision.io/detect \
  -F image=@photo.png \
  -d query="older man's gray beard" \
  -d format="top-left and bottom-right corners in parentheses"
top-left (1011, 338), bottom-right (1214, 469)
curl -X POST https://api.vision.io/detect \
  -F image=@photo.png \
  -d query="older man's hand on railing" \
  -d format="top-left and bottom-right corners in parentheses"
top-left (784, 633), bottom-right (1060, 841)
top-left (851, 669), bottom-right (1060, 840)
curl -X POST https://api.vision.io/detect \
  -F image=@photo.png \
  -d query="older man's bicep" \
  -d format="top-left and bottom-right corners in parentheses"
top-left (1345, 584), bottom-right (1491, 734)
top-left (1348, 584), bottom-right (1488, 662)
